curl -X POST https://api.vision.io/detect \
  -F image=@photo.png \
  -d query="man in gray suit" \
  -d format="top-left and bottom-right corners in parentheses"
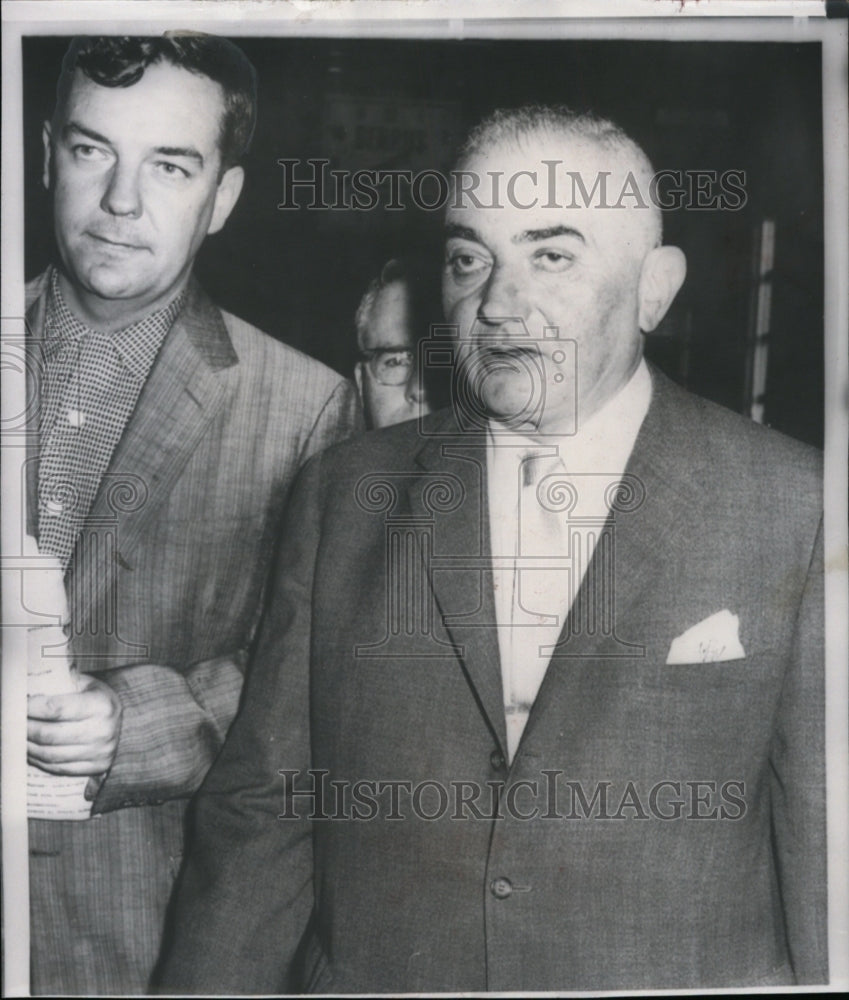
top-left (24, 35), bottom-right (360, 994)
top-left (161, 106), bottom-right (826, 991)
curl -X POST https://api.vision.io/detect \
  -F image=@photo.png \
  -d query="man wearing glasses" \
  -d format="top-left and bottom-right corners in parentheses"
top-left (354, 259), bottom-right (432, 429)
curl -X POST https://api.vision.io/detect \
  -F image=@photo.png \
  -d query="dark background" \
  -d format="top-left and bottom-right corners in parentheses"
top-left (23, 37), bottom-right (824, 446)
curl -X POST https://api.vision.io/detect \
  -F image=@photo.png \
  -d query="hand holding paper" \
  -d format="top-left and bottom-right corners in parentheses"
top-left (23, 534), bottom-right (104, 819)
top-left (27, 674), bottom-right (123, 777)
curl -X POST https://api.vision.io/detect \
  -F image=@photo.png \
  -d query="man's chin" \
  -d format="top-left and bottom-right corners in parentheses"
top-left (473, 382), bottom-right (543, 427)
top-left (77, 267), bottom-right (146, 301)
top-left (57, 261), bottom-right (171, 327)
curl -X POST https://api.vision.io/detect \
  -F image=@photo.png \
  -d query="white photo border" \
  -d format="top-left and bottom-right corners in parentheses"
top-left (2, 2), bottom-right (846, 995)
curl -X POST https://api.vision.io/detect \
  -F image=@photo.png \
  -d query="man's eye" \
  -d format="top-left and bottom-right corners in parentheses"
top-left (533, 249), bottom-right (574, 273)
top-left (446, 252), bottom-right (490, 278)
top-left (72, 144), bottom-right (109, 161)
top-left (155, 161), bottom-right (190, 178)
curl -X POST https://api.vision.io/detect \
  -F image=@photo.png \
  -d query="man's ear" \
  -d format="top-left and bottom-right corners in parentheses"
top-left (42, 121), bottom-right (53, 190)
top-left (354, 361), bottom-right (365, 400)
top-left (637, 245), bottom-right (687, 332)
top-left (208, 165), bottom-right (245, 235)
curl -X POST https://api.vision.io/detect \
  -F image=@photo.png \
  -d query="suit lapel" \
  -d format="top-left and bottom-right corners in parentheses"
top-left (586, 377), bottom-right (700, 650)
top-left (517, 369), bottom-right (704, 749)
top-left (410, 415), bottom-right (508, 755)
top-left (67, 281), bottom-right (239, 639)
top-left (402, 373), bottom-right (703, 758)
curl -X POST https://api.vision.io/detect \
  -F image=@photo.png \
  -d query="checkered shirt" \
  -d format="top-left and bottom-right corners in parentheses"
top-left (37, 268), bottom-right (184, 568)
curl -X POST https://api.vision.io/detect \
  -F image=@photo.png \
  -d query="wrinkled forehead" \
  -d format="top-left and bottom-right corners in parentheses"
top-left (449, 132), bottom-right (660, 253)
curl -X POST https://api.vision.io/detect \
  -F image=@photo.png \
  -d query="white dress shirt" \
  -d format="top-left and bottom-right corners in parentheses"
top-left (487, 358), bottom-right (653, 760)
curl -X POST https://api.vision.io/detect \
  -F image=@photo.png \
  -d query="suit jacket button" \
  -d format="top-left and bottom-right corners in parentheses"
top-left (490, 750), bottom-right (505, 771)
top-left (490, 877), bottom-right (513, 899)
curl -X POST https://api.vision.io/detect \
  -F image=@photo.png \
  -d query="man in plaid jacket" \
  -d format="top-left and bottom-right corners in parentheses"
top-left (24, 34), bottom-right (360, 994)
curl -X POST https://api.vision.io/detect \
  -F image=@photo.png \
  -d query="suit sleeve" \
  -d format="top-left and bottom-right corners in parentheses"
top-left (89, 376), bottom-right (361, 814)
top-left (769, 515), bottom-right (828, 984)
top-left (155, 445), bottom-right (326, 993)
top-left (89, 652), bottom-right (247, 812)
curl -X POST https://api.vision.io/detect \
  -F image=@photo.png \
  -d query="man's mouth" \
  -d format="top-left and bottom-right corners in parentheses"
top-left (85, 231), bottom-right (146, 252)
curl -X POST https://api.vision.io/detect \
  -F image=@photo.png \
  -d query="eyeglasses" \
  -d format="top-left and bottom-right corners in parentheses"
top-left (360, 348), bottom-right (415, 386)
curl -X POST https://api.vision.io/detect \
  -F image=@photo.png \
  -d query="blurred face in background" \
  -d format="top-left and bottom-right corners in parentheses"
top-left (356, 279), bottom-right (431, 429)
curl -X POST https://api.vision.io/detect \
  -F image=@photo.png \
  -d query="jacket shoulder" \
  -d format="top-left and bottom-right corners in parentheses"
top-left (650, 369), bottom-right (822, 509)
top-left (320, 410), bottom-right (447, 474)
top-left (219, 308), bottom-right (349, 395)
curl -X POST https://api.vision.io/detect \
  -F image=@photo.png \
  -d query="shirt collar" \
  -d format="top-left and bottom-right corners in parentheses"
top-left (567, 358), bottom-right (652, 476)
top-left (44, 266), bottom-right (185, 381)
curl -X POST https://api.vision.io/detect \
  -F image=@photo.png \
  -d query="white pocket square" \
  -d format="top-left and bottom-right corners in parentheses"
top-left (665, 609), bottom-right (745, 664)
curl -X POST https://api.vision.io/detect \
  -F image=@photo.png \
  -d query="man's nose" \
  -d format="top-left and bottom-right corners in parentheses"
top-left (100, 161), bottom-right (142, 218)
top-left (476, 262), bottom-right (526, 327)
top-left (405, 372), bottom-right (426, 406)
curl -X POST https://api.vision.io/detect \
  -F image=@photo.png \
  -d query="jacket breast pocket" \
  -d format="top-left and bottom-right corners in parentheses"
top-left (634, 649), bottom-right (781, 697)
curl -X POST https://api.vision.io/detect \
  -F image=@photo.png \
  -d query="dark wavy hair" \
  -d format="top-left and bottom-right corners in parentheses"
top-left (54, 34), bottom-right (257, 171)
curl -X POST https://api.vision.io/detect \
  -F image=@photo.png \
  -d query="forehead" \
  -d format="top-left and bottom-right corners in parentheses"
top-left (362, 283), bottom-right (413, 348)
top-left (61, 61), bottom-right (225, 154)
top-left (447, 134), bottom-right (651, 250)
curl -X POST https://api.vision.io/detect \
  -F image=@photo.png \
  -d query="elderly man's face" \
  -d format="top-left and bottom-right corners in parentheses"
top-left (356, 281), bottom-right (431, 429)
top-left (443, 135), bottom-right (662, 436)
top-left (43, 61), bottom-right (243, 326)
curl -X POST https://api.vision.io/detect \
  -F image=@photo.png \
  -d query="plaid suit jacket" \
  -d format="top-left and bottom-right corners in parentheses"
top-left (161, 368), bottom-right (827, 993)
top-left (25, 269), bottom-right (362, 994)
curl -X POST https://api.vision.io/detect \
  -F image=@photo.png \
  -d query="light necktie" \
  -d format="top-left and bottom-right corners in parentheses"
top-left (503, 449), bottom-right (570, 760)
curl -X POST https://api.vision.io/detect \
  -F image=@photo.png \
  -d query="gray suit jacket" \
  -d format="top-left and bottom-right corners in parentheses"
top-left (25, 270), bottom-right (362, 994)
top-left (161, 367), bottom-right (827, 993)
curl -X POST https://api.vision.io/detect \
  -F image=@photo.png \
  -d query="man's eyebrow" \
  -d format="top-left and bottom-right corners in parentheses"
top-left (63, 121), bottom-right (112, 146)
top-left (154, 145), bottom-right (204, 166)
top-left (512, 226), bottom-right (585, 244)
top-left (444, 223), bottom-right (484, 243)
top-left (62, 122), bottom-right (204, 166)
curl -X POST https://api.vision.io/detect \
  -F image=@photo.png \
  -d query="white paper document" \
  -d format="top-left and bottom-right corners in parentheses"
top-left (24, 537), bottom-right (91, 820)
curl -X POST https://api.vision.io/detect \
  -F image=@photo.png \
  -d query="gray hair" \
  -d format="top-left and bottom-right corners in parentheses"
top-left (457, 104), bottom-right (662, 248)
top-left (355, 259), bottom-right (408, 350)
